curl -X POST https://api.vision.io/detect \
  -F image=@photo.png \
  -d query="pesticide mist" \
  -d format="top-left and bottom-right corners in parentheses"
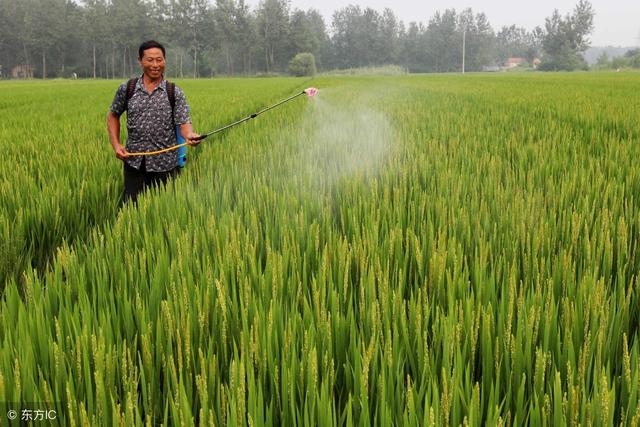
top-left (296, 87), bottom-right (394, 189)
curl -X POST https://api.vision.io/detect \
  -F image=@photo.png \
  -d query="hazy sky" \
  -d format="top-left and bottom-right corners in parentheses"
top-left (247, 0), bottom-right (639, 47)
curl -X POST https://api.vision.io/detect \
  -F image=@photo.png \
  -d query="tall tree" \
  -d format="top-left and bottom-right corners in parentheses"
top-left (169, 0), bottom-right (198, 78)
top-left (234, 0), bottom-right (257, 74)
top-left (106, 0), bottom-right (153, 78)
top-left (58, 0), bottom-right (84, 76)
top-left (288, 9), bottom-right (328, 68)
top-left (330, 5), bottom-right (361, 69)
top-left (305, 9), bottom-right (329, 69)
top-left (524, 27), bottom-right (544, 66)
top-left (82, 0), bottom-right (109, 78)
top-left (494, 23), bottom-right (542, 68)
top-left (24, 0), bottom-right (66, 78)
top-left (399, 21), bottom-right (428, 72)
top-left (331, 5), bottom-right (390, 69)
top-left (0, 0), bottom-right (28, 73)
top-left (539, 0), bottom-right (594, 70)
top-left (425, 9), bottom-right (459, 72)
top-left (190, 0), bottom-right (209, 77)
top-left (378, 8), bottom-right (401, 65)
top-left (256, 0), bottom-right (289, 72)
top-left (496, 25), bottom-right (529, 63)
top-left (458, 9), bottom-right (494, 71)
top-left (214, 0), bottom-right (236, 75)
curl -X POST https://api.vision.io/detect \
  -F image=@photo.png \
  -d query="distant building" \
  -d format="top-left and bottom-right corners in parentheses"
top-left (11, 65), bottom-right (35, 79)
top-left (504, 57), bottom-right (525, 69)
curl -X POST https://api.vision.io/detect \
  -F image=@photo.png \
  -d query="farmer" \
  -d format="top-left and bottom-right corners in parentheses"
top-left (107, 40), bottom-right (200, 204)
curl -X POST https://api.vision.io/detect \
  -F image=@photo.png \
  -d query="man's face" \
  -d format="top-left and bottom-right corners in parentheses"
top-left (139, 48), bottom-right (165, 80)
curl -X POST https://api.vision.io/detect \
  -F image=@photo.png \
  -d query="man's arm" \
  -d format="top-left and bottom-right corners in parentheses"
top-left (174, 87), bottom-right (200, 145)
top-left (106, 112), bottom-right (129, 159)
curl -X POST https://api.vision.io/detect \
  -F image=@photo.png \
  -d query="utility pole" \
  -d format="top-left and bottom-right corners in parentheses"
top-left (462, 28), bottom-right (466, 74)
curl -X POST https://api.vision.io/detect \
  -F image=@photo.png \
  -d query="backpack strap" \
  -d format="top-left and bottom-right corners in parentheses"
top-left (125, 77), bottom-right (138, 110)
top-left (166, 81), bottom-right (177, 130)
top-left (166, 81), bottom-right (176, 110)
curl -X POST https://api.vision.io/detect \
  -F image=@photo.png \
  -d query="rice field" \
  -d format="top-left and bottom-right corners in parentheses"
top-left (1, 73), bottom-right (639, 426)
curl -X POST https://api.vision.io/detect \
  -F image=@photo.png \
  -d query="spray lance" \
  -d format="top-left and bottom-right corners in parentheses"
top-left (127, 87), bottom-right (319, 166)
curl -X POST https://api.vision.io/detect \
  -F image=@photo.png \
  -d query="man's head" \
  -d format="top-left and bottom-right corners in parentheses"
top-left (138, 40), bottom-right (166, 80)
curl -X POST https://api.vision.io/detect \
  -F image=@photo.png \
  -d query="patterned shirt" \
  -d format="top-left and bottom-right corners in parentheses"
top-left (110, 76), bottom-right (191, 172)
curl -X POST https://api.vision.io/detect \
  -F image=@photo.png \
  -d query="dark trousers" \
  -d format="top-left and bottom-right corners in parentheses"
top-left (123, 157), bottom-right (179, 204)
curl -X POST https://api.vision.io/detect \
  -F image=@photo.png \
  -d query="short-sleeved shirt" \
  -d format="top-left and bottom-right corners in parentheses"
top-left (110, 76), bottom-right (191, 172)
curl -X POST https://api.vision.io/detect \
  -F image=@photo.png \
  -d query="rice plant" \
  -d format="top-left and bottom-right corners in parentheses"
top-left (1, 72), bottom-right (639, 426)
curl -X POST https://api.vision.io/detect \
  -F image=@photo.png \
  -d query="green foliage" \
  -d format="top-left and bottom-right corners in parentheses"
top-left (289, 9), bottom-right (328, 69)
top-left (593, 49), bottom-right (640, 71)
top-left (287, 52), bottom-right (316, 76)
top-left (2, 73), bottom-right (640, 425)
top-left (496, 25), bottom-right (543, 66)
top-left (594, 51), bottom-right (611, 69)
top-left (539, 43), bottom-right (589, 71)
top-left (420, 8), bottom-right (496, 73)
top-left (612, 56), bottom-right (630, 70)
top-left (540, 0), bottom-right (595, 71)
top-left (0, 0), bottom-right (616, 78)
top-left (255, 0), bottom-right (291, 73)
top-left (617, 49), bottom-right (640, 69)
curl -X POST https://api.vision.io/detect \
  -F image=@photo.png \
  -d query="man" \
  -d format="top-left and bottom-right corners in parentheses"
top-left (107, 40), bottom-right (200, 204)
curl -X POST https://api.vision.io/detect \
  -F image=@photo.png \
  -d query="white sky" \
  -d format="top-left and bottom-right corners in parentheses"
top-left (247, 0), bottom-right (640, 47)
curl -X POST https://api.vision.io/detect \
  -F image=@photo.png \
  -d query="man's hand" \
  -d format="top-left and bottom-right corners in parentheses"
top-left (113, 143), bottom-right (129, 160)
top-left (180, 123), bottom-right (201, 146)
top-left (184, 131), bottom-right (202, 146)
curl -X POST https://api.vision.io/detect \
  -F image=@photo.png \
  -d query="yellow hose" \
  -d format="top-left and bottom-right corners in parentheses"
top-left (126, 142), bottom-right (189, 157)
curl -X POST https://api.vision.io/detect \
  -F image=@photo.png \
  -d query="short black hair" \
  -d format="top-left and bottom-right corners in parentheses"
top-left (138, 40), bottom-right (166, 59)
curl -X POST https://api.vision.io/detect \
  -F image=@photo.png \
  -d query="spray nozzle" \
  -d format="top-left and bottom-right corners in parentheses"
top-left (304, 87), bottom-right (319, 97)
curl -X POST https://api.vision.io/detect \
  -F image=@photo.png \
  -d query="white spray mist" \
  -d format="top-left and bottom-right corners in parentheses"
top-left (296, 86), bottom-right (394, 190)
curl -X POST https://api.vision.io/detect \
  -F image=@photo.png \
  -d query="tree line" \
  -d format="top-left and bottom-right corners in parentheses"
top-left (594, 49), bottom-right (640, 70)
top-left (0, 0), bottom-right (599, 78)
